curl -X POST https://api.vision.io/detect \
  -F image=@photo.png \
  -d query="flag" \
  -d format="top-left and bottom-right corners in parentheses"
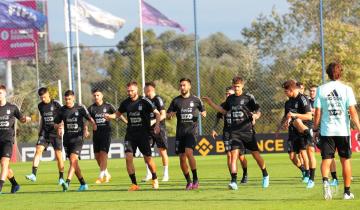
top-left (141, 0), bottom-right (185, 32)
top-left (67, 0), bottom-right (125, 39)
top-left (0, 0), bottom-right (46, 30)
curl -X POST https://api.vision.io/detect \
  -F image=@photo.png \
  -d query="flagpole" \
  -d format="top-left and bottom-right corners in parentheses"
top-left (138, 0), bottom-right (146, 95)
top-left (193, 0), bottom-right (202, 135)
top-left (64, 0), bottom-right (73, 90)
top-left (75, 0), bottom-right (82, 103)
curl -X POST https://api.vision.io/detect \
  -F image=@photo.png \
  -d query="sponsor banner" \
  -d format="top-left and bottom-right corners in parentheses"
top-left (0, 1), bottom-right (38, 59)
top-left (17, 131), bottom-right (360, 162)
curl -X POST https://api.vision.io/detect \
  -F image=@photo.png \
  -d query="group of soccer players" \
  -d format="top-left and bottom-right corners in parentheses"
top-left (0, 61), bottom-right (359, 200)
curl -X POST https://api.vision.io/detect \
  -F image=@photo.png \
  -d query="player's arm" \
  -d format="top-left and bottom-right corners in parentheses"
top-left (166, 99), bottom-right (176, 119)
top-left (202, 96), bottom-right (226, 114)
top-left (83, 121), bottom-right (90, 138)
top-left (349, 106), bottom-right (360, 131)
top-left (82, 106), bottom-right (97, 131)
top-left (14, 106), bottom-right (31, 123)
top-left (153, 109), bottom-right (161, 134)
top-left (287, 111), bottom-right (312, 121)
top-left (211, 113), bottom-right (222, 139)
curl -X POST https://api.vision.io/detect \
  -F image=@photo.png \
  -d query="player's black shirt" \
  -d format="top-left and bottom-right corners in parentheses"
top-left (118, 97), bottom-right (156, 134)
top-left (223, 93), bottom-right (259, 132)
top-left (54, 103), bottom-right (91, 139)
top-left (148, 95), bottom-right (166, 128)
top-left (284, 93), bottom-right (312, 133)
top-left (216, 102), bottom-right (232, 132)
top-left (38, 100), bottom-right (62, 135)
top-left (88, 102), bottom-right (116, 133)
top-left (0, 102), bottom-right (23, 142)
top-left (167, 95), bottom-right (205, 136)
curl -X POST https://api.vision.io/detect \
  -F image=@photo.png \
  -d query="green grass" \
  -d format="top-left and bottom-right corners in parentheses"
top-left (1, 153), bottom-right (360, 210)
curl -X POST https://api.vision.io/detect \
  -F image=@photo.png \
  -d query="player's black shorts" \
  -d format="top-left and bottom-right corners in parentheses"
top-left (37, 132), bottom-right (62, 151)
top-left (223, 130), bottom-right (232, 152)
top-left (175, 133), bottom-right (197, 154)
top-left (320, 136), bottom-right (351, 159)
top-left (149, 127), bottom-right (168, 149)
top-left (287, 133), bottom-right (308, 154)
top-left (93, 130), bottom-right (111, 153)
top-left (125, 132), bottom-right (152, 157)
top-left (63, 137), bottom-right (83, 158)
top-left (0, 141), bottom-right (13, 158)
top-left (230, 130), bottom-right (259, 152)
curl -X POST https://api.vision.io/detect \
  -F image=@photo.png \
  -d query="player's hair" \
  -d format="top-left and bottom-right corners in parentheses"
top-left (296, 81), bottom-right (304, 88)
top-left (232, 76), bottom-right (244, 84)
top-left (225, 86), bottom-right (233, 91)
top-left (127, 81), bottom-right (138, 87)
top-left (309, 84), bottom-right (318, 89)
top-left (91, 88), bottom-right (102, 94)
top-left (145, 81), bottom-right (156, 88)
top-left (64, 90), bottom-right (75, 96)
top-left (326, 62), bottom-right (342, 80)
top-left (282, 80), bottom-right (297, 90)
top-left (179, 78), bottom-right (191, 84)
top-left (0, 85), bottom-right (7, 91)
top-left (38, 87), bottom-right (48, 96)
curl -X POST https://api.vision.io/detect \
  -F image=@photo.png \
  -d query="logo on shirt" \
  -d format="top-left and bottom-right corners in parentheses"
top-left (50, 106), bottom-right (54, 111)
top-left (190, 101), bottom-right (194, 107)
top-left (138, 105), bottom-right (142, 111)
top-left (75, 111), bottom-right (79, 116)
top-left (6, 109), bottom-right (10, 114)
top-left (240, 100), bottom-right (245, 105)
top-left (295, 103), bottom-right (298, 109)
top-left (103, 108), bottom-right (107, 113)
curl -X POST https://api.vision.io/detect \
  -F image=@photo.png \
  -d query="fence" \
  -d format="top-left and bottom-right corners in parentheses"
top-left (0, 0), bottom-right (359, 143)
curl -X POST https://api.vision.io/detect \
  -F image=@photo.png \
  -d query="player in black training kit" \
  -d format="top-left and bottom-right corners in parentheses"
top-left (167, 78), bottom-right (206, 190)
top-left (211, 86), bottom-right (248, 184)
top-left (0, 85), bottom-right (31, 194)
top-left (280, 80), bottom-right (313, 187)
top-left (203, 76), bottom-right (269, 190)
top-left (25, 87), bottom-right (65, 185)
top-left (88, 88), bottom-right (116, 184)
top-left (54, 90), bottom-right (97, 192)
top-left (105, 81), bottom-right (161, 191)
top-left (142, 82), bottom-right (169, 182)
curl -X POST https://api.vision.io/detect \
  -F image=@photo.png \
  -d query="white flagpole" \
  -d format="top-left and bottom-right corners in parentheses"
top-left (75, 0), bottom-right (82, 104)
top-left (64, 0), bottom-right (72, 90)
top-left (138, 0), bottom-right (146, 95)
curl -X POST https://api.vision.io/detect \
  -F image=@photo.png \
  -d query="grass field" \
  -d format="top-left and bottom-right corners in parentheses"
top-left (1, 153), bottom-right (360, 210)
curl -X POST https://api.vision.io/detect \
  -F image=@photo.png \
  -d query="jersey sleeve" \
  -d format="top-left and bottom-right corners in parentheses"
top-left (87, 105), bottom-right (93, 118)
top-left (54, 109), bottom-right (63, 124)
top-left (284, 101), bottom-right (290, 117)
top-left (155, 96), bottom-right (166, 111)
top-left (108, 103), bottom-right (116, 114)
top-left (143, 97), bottom-right (156, 112)
top-left (80, 105), bottom-right (91, 120)
top-left (13, 105), bottom-right (23, 120)
top-left (118, 101), bottom-right (127, 114)
top-left (300, 95), bottom-right (311, 113)
top-left (247, 94), bottom-right (260, 112)
top-left (54, 100), bottom-right (63, 108)
top-left (197, 97), bottom-right (205, 112)
top-left (167, 98), bottom-right (176, 113)
top-left (314, 87), bottom-right (321, 109)
top-left (347, 86), bottom-right (357, 107)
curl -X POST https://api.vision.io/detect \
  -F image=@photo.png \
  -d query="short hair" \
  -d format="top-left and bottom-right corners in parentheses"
top-left (91, 88), bottom-right (102, 94)
top-left (296, 81), bottom-right (304, 88)
top-left (145, 81), bottom-right (156, 88)
top-left (282, 80), bottom-right (297, 90)
top-left (38, 87), bottom-right (48, 96)
top-left (64, 90), bottom-right (75, 97)
top-left (0, 85), bottom-right (6, 91)
top-left (179, 78), bottom-right (191, 84)
top-left (225, 86), bottom-right (233, 91)
top-left (326, 62), bottom-right (342, 80)
top-left (232, 76), bottom-right (244, 84)
top-left (127, 81), bottom-right (138, 87)
top-left (309, 84), bottom-right (318, 89)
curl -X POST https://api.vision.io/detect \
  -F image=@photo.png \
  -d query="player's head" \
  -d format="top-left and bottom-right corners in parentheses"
top-left (296, 81), bottom-right (305, 94)
top-left (64, 90), bottom-right (75, 107)
top-left (144, 81), bottom-right (156, 98)
top-left (179, 78), bottom-right (191, 96)
top-left (225, 86), bottom-right (234, 97)
top-left (92, 88), bottom-right (103, 104)
top-left (232, 76), bottom-right (244, 96)
top-left (0, 85), bottom-right (6, 101)
top-left (127, 81), bottom-right (138, 100)
top-left (38, 87), bottom-right (50, 103)
top-left (282, 79), bottom-right (298, 98)
top-left (326, 62), bottom-right (342, 81)
top-left (309, 85), bottom-right (317, 100)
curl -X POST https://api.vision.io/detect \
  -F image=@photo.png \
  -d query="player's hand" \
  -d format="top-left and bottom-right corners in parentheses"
top-left (167, 112), bottom-right (176, 119)
top-left (312, 130), bottom-right (319, 144)
top-left (154, 124), bottom-right (160, 134)
top-left (25, 116), bottom-right (32, 123)
top-left (93, 123), bottom-right (97, 131)
top-left (150, 119), bottom-right (156, 126)
top-left (211, 130), bottom-right (218, 139)
top-left (84, 130), bottom-right (90, 138)
top-left (104, 113), bottom-right (111, 121)
top-left (201, 111), bottom-right (206, 118)
top-left (287, 112), bottom-right (295, 119)
top-left (201, 96), bottom-right (212, 104)
top-left (57, 127), bottom-right (63, 137)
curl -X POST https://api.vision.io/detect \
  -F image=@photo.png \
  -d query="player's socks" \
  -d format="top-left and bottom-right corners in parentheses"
top-left (261, 168), bottom-right (268, 177)
top-left (151, 173), bottom-right (157, 180)
top-left (32, 167), bottom-right (38, 176)
top-left (191, 169), bottom-right (198, 182)
top-left (59, 171), bottom-right (64, 180)
top-left (0, 180), bottom-right (4, 192)
top-left (242, 168), bottom-right (248, 177)
top-left (8, 176), bottom-right (18, 186)
top-left (129, 173), bottom-right (137, 185)
top-left (163, 165), bottom-right (169, 177)
top-left (331, 172), bottom-right (338, 180)
top-left (298, 165), bottom-right (305, 173)
top-left (231, 173), bottom-right (237, 183)
top-left (344, 187), bottom-right (351, 196)
top-left (309, 168), bottom-right (315, 181)
top-left (78, 177), bottom-right (86, 185)
top-left (66, 179), bottom-right (71, 186)
top-left (184, 173), bottom-right (191, 184)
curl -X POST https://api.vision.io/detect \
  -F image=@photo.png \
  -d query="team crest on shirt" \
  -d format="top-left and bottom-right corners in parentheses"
top-left (50, 106), bottom-right (54, 111)
top-left (190, 101), bottom-right (194, 107)
top-left (6, 109), bottom-right (10, 114)
top-left (295, 103), bottom-right (298, 109)
top-left (103, 108), bottom-right (107, 113)
top-left (75, 111), bottom-right (79, 116)
top-left (240, 100), bottom-right (245, 105)
top-left (138, 105), bottom-right (143, 111)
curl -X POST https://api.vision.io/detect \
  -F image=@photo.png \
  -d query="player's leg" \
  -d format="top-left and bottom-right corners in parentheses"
top-left (142, 134), bottom-right (153, 182)
top-left (159, 148), bottom-right (169, 181)
top-left (125, 138), bottom-right (139, 191)
top-left (239, 152), bottom-right (248, 184)
top-left (53, 136), bottom-right (65, 185)
top-left (93, 133), bottom-right (105, 183)
top-left (306, 144), bottom-right (316, 188)
top-left (139, 135), bottom-right (159, 189)
top-left (299, 149), bottom-right (310, 183)
top-left (226, 151), bottom-right (231, 173)
top-left (71, 153), bottom-right (88, 191)
top-left (176, 137), bottom-right (192, 189)
top-left (0, 157), bottom-right (10, 193)
top-left (185, 134), bottom-right (199, 189)
top-left (7, 167), bottom-right (20, 193)
top-left (329, 159), bottom-right (338, 186)
top-left (336, 136), bottom-right (353, 199)
top-left (228, 148), bottom-right (239, 190)
top-left (99, 151), bottom-right (111, 182)
top-left (320, 136), bottom-right (335, 200)
top-left (25, 139), bottom-right (46, 182)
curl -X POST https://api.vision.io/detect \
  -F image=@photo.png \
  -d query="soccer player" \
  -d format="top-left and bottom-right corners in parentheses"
top-left (25, 87), bottom-right (65, 185)
top-left (54, 90), bottom-right (97, 192)
top-left (203, 76), bottom-right (269, 190)
top-left (281, 80), bottom-right (312, 185)
top-left (142, 82), bottom-right (169, 182)
top-left (105, 81), bottom-right (161, 191)
top-left (0, 85), bottom-right (31, 194)
top-left (313, 62), bottom-right (360, 200)
top-left (167, 78), bottom-right (206, 190)
top-left (211, 86), bottom-right (248, 184)
top-left (88, 89), bottom-right (116, 184)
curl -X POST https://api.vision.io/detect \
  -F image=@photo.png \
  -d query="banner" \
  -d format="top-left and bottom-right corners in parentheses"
top-left (0, 1), bottom-right (39, 59)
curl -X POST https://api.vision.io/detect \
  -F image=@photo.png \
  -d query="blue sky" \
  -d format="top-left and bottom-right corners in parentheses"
top-left (47, 0), bottom-right (290, 48)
